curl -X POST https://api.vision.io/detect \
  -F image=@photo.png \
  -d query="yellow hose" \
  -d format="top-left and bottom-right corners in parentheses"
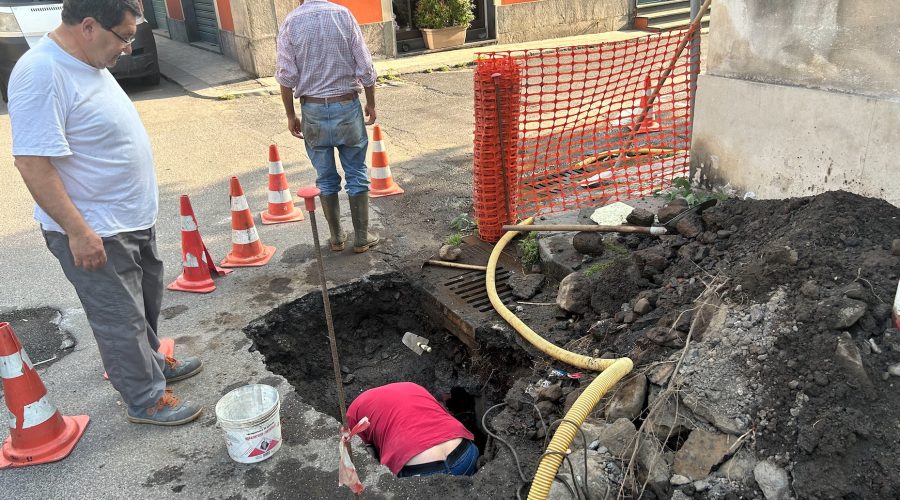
top-left (486, 217), bottom-right (634, 500)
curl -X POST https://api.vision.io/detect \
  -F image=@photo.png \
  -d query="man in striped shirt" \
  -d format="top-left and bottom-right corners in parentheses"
top-left (275, 0), bottom-right (380, 254)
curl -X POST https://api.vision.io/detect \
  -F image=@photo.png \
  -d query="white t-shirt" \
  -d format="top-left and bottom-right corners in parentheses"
top-left (8, 35), bottom-right (158, 237)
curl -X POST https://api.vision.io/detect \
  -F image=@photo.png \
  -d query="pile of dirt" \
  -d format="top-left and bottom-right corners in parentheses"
top-left (472, 191), bottom-right (899, 499)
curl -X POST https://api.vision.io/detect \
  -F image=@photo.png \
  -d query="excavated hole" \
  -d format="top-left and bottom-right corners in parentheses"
top-left (244, 272), bottom-right (511, 455)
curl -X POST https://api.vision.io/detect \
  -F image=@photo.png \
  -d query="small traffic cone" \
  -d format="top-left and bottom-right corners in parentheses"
top-left (104, 338), bottom-right (175, 380)
top-left (168, 195), bottom-right (232, 293)
top-left (0, 322), bottom-right (89, 468)
top-left (368, 125), bottom-right (404, 198)
top-left (261, 144), bottom-right (305, 225)
top-left (221, 176), bottom-right (276, 267)
top-left (637, 76), bottom-right (661, 132)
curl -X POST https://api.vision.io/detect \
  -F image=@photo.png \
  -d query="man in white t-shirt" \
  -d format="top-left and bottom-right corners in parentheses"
top-left (8, 0), bottom-right (202, 426)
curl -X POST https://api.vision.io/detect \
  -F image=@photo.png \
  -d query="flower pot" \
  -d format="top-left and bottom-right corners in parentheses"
top-left (421, 26), bottom-right (467, 50)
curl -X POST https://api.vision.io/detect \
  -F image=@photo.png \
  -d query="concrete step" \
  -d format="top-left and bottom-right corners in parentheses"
top-left (635, 13), bottom-right (710, 32)
top-left (636, 0), bottom-right (690, 15)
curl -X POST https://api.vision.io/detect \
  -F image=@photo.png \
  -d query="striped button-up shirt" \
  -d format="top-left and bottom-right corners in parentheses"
top-left (275, 0), bottom-right (377, 99)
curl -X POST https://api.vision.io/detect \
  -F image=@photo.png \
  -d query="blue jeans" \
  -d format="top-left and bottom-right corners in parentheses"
top-left (397, 439), bottom-right (479, 478)
top-left (300, 98), bottom-right (369, 196)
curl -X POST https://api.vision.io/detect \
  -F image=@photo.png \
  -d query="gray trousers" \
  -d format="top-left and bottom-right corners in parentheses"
top-left (44, 227), bottom-right (166, 408)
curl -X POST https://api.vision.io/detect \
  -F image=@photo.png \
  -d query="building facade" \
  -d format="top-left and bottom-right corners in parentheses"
top-left (144, 0), bottom-right (632, 77)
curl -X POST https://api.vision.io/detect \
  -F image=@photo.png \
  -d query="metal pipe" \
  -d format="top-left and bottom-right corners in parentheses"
top-left (502, 223), bottom-right (667, 235)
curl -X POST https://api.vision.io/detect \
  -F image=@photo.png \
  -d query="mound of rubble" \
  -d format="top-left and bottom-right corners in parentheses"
top-left (482, 191), bottom-right (899, 499)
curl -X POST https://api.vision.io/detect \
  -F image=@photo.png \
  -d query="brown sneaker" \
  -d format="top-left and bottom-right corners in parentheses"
top-left (126, 388), bottom-right (203, 426)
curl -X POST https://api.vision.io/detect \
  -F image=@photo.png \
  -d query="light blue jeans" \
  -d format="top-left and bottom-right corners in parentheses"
top-left (300, 98), bottom-right (369, 196)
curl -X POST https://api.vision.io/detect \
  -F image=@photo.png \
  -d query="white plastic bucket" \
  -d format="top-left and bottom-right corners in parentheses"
top-left (215, 384), bottom-right (282, 464)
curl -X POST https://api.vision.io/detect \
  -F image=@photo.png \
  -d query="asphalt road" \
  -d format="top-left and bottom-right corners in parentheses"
top-left (0, 72), bottom-right (477, 498)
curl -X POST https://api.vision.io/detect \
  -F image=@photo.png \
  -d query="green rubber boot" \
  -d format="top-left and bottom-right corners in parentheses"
top-left (319, 194), bottom-right (347, 252)
top-left (348, 193), bottom-right (379, 253)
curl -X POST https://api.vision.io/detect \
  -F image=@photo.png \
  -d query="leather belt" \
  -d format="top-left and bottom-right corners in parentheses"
top-left (301, 92), bottom-right (358, 104)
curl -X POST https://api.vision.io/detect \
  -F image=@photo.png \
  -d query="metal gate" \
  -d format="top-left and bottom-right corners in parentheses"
top-left (150, 0), bottom-right (167, 30)
top-left (190, 0), bottom-right (218, 46)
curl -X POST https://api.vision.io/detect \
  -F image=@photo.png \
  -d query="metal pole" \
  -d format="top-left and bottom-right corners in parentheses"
top-left (492, 72), bottom-right (514, 225)
top-left (297, 187), bottom-right (349, 426)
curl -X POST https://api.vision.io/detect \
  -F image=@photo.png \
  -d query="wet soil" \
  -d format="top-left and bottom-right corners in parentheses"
top-left (246, 190), bottom-right (899, 499)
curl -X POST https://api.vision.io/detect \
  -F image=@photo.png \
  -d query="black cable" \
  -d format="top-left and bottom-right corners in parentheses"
top-left (482, 402), bottom-right (529, 483)
top-left (545, 418), bottom-right (591, 500)
top-left (540, 450), bottom-right (581, 500)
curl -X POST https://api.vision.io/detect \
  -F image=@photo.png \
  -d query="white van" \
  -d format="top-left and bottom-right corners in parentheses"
top-left (0, 1), bottom-right (159, 101)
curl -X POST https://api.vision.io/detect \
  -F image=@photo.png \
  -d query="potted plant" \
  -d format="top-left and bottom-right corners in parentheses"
top-left (415, 0), bottom-right (475, 50)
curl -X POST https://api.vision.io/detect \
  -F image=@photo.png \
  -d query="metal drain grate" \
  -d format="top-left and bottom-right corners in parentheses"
top-left (444, 268), bottom-right (515, 313)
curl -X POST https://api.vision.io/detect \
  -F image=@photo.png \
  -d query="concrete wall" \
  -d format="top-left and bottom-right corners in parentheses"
top-left (495, 0), bottom-right (631, 44)
top-left (692, 0), bottom-right (900, 206)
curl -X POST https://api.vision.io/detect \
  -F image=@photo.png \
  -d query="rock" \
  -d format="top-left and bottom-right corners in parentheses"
top-left (888, 363), bottom-right (900, 376)
top-left (573, 232), bottom-right (605, 256)
top-left (674, 429), bottom-right (737, 480)
top-left (670, 474), bottom-right (690, 486)
top-left (658, 198), bottom-right (689, 223)
top-left (753, 461), bottom-right (791, 500)
top-left (595, 418), bottom-right (637, 458)
top-left (892, 239), bottom-right (900, 256)
top-left (605, 374), bottom-right (648, 421)
top-left (548, 454), bottom-right (615, 500)
top-left (833, 299), bottom-right (867, 329)
top-left (693, 480), bottom-right (710, 492)
top-left (535, 401), bottom-right (557, 419)
top-left (589, 318), bottom-right (618, 341)
top-left (834, 332), bottom-right (874, 396)
top-left (646, 326), bottom-right (685, 348)
top-left (671, 491), bottom-right (692, 500)
top-left (681, 392), bottom-right (750, 435)
top-left (648, 362), bottom-right (676, 386)
top-left (563, 387), bottom-right (584, 414)
top-left (799, 280), bottom-right (820, 299)
top-left (633, 247), bottom-right (670, 275)
top-left (673, 213), bottom-right (703, 239)
top-left (439, 244), bottom-right (462, 261)
top-left (842, 283), bottom-right (867, 300)
top-left (508, 273), bottom-right (546, 300)
top-left (570, 420), bottom-right (604, 451)
top-left (637, 440), bottom-right (672, 498)
top-left (626, 207), bottom-right (655, 226)
top-left (763, 245), bottom-right (798, 266)
top-left (642, 387), bottom-right (701, 439)
top-left (537, 383), bottom-right (564, 403)
top-left (634, 297), bottom-right (652, 315)
top-left (557, 272), bottom-right (593, 314)
top-left (716, 449), bottom-right (757, 484)
top-left (343, 373), bottom-right (355, 384)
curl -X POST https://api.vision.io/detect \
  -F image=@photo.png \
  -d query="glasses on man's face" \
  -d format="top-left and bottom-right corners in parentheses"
top-left (102, 25), bottom-right (137, 46)
top-left (100, 16), bottom-right (144, 47)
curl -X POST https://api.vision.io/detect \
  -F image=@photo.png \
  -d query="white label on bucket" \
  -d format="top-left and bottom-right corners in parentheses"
top-left (221, 416), bottom-right (282, 463)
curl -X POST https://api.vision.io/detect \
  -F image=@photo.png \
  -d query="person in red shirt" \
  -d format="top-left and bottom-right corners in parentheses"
top-left (346, 382), bottom-right (479, 477)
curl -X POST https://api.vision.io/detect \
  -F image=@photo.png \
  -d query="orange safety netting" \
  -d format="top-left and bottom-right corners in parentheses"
top-left (473, 31), bottom-right (699, 242)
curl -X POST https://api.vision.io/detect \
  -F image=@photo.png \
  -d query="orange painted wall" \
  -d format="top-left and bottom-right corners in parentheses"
top-left (165, 0), bottom-right (183, 21)
top-left (330, 0), bottom-right (383, 25)
top-left (216, 0), bottom-right (234, 31)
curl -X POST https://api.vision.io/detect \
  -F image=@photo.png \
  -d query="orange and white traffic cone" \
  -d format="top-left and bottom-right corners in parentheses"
top-left (637, 76), bottom-right (661, 132)
top-left (0, 322), bottom-right (89, 468)
top-left (368, 124), bottom-right (404, 198)
top-left (103, 338), bottom-right (175, 380)
top-left (221, 176), bottom-right (276, 267)
top-left (168, 195), bottom-right (232, 293)
top-left (261, 144), bottom-right (305, 225)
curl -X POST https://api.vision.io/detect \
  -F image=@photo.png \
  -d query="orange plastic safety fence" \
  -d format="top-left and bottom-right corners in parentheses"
top-left (473, 31), bottom-right (699, 242)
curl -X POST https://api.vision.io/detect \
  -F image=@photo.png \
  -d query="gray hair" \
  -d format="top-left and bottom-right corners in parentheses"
top-left (61, 0), bottom-right (143, 28)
